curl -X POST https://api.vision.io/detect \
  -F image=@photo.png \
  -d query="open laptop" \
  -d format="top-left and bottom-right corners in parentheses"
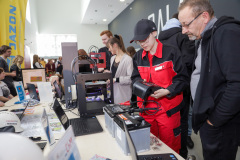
top-left (123, 121), bottom-right (178, 160)
top-left (53, 80), bottom-right (62, 99)
top-left (12, 100), bottom-right (30, 121)
top-left (27, 83), bottom-right (40, 101)
top-left (52, 98), bottom-right (103, 136)
top-left (53, 80), bottom-right (65, 104)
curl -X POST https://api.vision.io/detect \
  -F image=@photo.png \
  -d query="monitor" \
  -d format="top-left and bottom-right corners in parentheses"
top-left (22, 68), bottom-right (46, 89)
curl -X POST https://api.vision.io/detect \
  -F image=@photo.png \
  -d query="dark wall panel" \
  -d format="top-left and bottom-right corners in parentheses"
top-left (109, 0), bottom-right (240, 49)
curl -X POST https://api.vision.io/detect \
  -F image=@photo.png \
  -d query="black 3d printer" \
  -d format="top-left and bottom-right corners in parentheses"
top-left (71, 46), bottom-right (114, 117)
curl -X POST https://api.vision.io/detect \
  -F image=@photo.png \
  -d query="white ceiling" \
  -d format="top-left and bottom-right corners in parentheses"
top-left (81, 0), bottom-right (134, 25)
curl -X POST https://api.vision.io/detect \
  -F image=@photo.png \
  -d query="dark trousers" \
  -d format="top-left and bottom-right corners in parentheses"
top-left (179, 89), bottom-right (190, 159)
top-left (200, 120), bottom-right (240, 160)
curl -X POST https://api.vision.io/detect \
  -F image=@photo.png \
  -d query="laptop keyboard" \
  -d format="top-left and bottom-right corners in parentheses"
top-left (138, 154), bottom-right (177, 160)
top-left (71, 119), bottom-right (91, 134)
top-left (139, 156), bottom-right (164, 160)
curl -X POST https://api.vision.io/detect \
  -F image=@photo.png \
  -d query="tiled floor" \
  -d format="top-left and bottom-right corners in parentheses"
top-left (187, 131), bottom-right (240, 160)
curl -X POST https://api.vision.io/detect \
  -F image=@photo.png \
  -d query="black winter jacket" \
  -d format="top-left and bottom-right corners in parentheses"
top-left (158, 27), bottom-right (195, 78)
top-left (192, 16), bottom-right (240, 133)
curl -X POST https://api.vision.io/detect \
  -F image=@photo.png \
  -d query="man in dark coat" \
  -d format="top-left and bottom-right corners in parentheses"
top-left (179, 0), bottom-right (240, 159)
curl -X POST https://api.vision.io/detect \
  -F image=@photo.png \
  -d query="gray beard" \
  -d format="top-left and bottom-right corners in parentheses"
top-left (189, 35), bottom-right (197, 41)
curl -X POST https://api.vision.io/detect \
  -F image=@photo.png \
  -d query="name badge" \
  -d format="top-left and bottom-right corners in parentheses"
top-left (155, 66), bottom-right (163, 71)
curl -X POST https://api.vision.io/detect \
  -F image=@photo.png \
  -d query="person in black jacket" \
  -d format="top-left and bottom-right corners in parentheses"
top-left (179, 0), bottom-right (240, 160)
top-left (10, 55), bottom-right (24, 81)
top-left (158, 14), bottom-right (195, 159)
top-left (130, 19), bottom-right (189, 153)
top-left (99, 30), bottom-right (113, 72)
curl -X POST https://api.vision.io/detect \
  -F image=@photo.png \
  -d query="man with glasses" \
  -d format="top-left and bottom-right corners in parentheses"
top-left (178, 0), bottom-right (240, 160)
top-left (130, 19), bottom-right (188, 153)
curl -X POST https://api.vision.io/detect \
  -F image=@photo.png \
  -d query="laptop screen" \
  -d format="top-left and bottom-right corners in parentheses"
top-left (53, 80), bottom-right (62, 99)
top-left (52, 98), bottom-right (69, 130)
top-left (27, 83), bottom-right (39, 101)
top-left (123, 121), bottom-right (138, 160)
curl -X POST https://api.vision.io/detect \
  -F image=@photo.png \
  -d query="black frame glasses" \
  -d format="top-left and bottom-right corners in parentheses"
top-left (182, 12), bottom-right (204, 28)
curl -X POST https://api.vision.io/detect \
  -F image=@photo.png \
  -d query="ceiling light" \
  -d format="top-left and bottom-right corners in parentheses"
top-left (103, 19), bottom-right (107, 22)
top-left (120, 0), bottom-right (125, 2)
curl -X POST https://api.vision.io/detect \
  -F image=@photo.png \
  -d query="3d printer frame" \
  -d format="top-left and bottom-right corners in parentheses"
top-left (76, 72), bottom-right (114, 117)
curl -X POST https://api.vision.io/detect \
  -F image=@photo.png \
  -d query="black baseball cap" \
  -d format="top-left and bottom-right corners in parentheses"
top-left (130, 19), bottom-right (157, 43)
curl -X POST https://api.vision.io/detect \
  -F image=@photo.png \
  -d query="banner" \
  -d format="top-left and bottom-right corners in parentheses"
top-left (0, 0), bottom-right (28, 68)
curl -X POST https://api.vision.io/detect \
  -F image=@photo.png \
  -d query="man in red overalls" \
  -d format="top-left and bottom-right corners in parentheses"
top-left (130, 19), bottom-right (189, 153)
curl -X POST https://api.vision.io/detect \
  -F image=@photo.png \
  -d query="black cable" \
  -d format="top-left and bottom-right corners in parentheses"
top-left (130, 100), bottom-right (162, 115)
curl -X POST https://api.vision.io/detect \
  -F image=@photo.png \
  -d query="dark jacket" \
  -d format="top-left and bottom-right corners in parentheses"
top-left (10, 64), bottom-right (22, 81)
top-left (158, 27), bottom-right (195, 78)
top-left (192, 16), bottom-right (240, 133)
top-left (99, 47), bottom-right (112, 70)
top-left (131, 39), bottom-right (189, 114)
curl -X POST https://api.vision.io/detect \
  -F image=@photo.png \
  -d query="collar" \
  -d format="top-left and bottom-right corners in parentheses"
top-left (201, 17), bottom-right (218, 38)
top-left (142, 39), bottom-right (163, 59)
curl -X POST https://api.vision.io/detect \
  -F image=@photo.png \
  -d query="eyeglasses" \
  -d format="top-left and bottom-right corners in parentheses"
top-left (135, 33), bottom-right (151, 45)
top-left (182, 12), bottom-right (204, 28)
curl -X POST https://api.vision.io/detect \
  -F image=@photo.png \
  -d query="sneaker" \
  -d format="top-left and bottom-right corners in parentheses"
top-left (186, 155), bottom-right (196, 160)
top-left (187, 136), bottom-right (194, 149)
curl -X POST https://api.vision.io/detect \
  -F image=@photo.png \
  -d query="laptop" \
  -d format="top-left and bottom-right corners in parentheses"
top-left (52, 98), bottom-right (103, 136)
top-left (53, 80), bottom-right (65, 104)
top-left (13, 100), bottom-right (30, 121)
top-left (123, 121), bottom-right (178, 160)
top-left (27, 83), bottom-right (40, 101)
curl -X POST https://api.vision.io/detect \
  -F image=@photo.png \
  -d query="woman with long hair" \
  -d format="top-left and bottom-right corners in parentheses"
top-left (106, 34), bottom-right (133, 104)
top-left (10, 55), bottom-right (24, 81)
top-left (33, 54), bottom-right (43, 69)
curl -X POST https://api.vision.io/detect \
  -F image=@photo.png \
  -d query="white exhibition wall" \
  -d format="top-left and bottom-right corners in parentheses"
top-left (25, 0), bottom-right (107, 57)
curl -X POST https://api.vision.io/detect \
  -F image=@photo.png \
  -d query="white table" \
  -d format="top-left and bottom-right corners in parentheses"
top-left (3, 97), bottom-right (184, 160)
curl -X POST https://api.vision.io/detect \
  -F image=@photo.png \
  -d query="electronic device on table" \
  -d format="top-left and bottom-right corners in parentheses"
top-left (21, 68), bottom-right (46, 89)
top-left (89, 52), bottom-right (106, 69)
top-left (133, 81), bottom-right (163, 100)
top-left (52, 98), bottom-right (103, 136)
top-left (123, 120), bottom-right (178, 160)
top-left (76, 72), bottom-right (114, 117)
top-left (27, 83), bottom-right (40, 101)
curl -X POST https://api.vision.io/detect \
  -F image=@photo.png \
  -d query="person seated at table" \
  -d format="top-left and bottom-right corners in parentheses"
top-left (10, 55), bottom-right (24, 81)
top-left (0, 68), bottom-right (13, 103)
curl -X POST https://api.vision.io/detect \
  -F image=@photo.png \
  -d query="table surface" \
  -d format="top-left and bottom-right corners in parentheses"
top-left (3, 97), bottom-right (184, 160)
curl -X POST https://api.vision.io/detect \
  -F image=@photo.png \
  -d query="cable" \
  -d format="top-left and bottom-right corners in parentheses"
top-left (130, 100), bottom-right (162, 115)
top-left (88, 45), bottom-right (99, 53)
